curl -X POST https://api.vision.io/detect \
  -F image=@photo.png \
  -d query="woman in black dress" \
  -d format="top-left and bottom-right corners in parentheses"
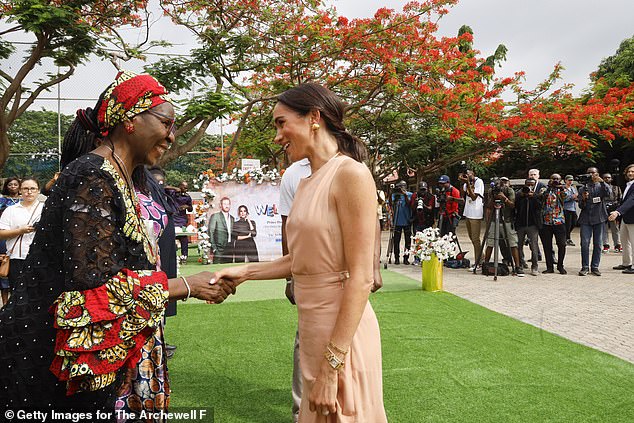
top-left (232, 205), bottom-right (259, 262)
top-left (0, 71), bottom-right (234, 416)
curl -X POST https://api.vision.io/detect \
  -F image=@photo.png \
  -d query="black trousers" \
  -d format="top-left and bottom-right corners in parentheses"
top-left (393, 225), bottom-right (411, 259)
top-left (539, 224), bottom-right (567, 270)
top-left (176, 235), bottom-right (189, 256)
top-left (564, 210), bottom-right (577, 240)
top-left (439, 214), bottom-right (458, 237)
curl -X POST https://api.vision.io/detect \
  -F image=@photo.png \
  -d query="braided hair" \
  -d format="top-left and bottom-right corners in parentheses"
top-left (277, 83), bottom-right (367, 162)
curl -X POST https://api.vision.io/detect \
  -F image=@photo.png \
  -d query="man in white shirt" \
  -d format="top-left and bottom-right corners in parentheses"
top-left (279, 158), bottom-right (311, 423)
top-left (459, 168), bottom-right (484, 266)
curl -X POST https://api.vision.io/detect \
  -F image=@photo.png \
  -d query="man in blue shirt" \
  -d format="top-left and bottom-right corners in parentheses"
top-left (391, 181), bottom-right (413, 265)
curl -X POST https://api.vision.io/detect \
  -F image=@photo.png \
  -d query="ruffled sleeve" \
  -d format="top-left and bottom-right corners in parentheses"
top-left (49, 268), bottom-right (168, 395)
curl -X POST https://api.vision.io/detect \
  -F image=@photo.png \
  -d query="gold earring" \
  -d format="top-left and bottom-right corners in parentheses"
top-left (311, 123), bottom-right (320, 131)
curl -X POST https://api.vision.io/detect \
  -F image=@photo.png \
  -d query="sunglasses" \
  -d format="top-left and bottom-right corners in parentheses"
top-left (146, 109), bottom-right (177, 134)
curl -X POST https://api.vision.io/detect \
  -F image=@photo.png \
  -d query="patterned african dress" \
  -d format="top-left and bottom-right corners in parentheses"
top-left (0, 154), bottom-right (169, 418)
top-left (114, 190), bottom-right (170, 421)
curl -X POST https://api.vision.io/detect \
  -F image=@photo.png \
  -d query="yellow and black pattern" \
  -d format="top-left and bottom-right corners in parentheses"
top-left (50, 269), bottom-right (169, 395)
top-left (97, 70), bottom-right (171, 136)
top-left (101, 159), bottom-right (157, 265)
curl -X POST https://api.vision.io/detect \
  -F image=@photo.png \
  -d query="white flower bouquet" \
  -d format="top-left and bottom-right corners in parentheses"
top-left (410, 227), bottom-right (459, 262)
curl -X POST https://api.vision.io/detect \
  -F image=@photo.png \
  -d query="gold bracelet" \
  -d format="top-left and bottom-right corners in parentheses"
top-left (181, 276), bottom-right (191, 301)
top-left (328, 341), bottom-right (348, 356)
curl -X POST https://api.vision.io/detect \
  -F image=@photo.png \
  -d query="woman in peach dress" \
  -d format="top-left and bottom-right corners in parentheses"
top-left (212, 83), bottom-right (387, 422)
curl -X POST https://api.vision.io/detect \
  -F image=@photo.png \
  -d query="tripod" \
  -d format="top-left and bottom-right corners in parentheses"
top-left (473, 200), bottom-right (516, 280)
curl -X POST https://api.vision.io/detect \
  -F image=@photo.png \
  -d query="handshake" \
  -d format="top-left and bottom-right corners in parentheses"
top-left (180, 270), bottom-right (242, 304)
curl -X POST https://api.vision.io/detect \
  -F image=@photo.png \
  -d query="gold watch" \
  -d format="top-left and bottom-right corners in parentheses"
top-left (324, 349), bottom-right (344, 370)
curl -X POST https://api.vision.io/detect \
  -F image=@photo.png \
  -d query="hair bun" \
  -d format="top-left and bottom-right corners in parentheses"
top-left (76, 108), bottom-right (99, 134)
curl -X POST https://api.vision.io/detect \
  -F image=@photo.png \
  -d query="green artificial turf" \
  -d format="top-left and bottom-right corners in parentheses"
top-left (165, 256), bottom-right (634, 422)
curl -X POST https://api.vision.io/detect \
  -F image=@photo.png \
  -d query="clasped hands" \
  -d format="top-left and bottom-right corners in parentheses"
top-left (183, 271), bottom-right (238, 304)
top-left (203, 266), bottom-right (250, 304)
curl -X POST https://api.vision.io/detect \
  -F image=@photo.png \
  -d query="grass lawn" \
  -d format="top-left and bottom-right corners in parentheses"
top-left (165, 252), bottom-right (634, 422)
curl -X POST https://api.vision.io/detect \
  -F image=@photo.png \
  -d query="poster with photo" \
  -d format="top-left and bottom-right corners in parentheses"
top-left (206, 180), bottom-right (282, 262)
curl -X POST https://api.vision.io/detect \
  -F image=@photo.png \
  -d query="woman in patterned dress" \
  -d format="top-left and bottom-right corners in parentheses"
top-left (0, 71), bottom-right (235, 417)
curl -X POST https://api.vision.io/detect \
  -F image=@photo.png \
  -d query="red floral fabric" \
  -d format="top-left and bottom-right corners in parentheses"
top-left (49, 268), bottom-right (168, 395)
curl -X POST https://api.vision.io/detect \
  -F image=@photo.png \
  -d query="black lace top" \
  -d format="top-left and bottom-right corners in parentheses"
top-left (0, 154), bottom-right (165, 413)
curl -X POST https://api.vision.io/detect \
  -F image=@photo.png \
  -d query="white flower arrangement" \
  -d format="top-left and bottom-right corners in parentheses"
top-left (212, 166), bottom-right (281, 185)
top-left (410, 227), bottom-right (460, 262)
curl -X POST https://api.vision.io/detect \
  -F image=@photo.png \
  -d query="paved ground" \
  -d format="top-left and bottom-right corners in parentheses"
top-left (382, 226), bottom-right (634, 364)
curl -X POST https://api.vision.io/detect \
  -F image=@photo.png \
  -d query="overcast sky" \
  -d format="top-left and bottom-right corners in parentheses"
top-left (4, 0), bottom-right (634, 118)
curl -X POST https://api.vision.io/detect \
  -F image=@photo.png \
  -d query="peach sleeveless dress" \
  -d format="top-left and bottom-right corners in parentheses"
top-left (287, 154), bottom-right (387, 423)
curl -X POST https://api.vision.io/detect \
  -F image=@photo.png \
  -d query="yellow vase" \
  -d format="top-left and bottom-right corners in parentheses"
top-left (421, 253), bottom-right (443, 292)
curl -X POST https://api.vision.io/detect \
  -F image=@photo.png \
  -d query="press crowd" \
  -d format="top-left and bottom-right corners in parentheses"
top-left (383, 163), bottom-right (634, 277)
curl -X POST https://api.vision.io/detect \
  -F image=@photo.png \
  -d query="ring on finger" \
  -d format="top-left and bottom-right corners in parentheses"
top-left (321, 409), bottom-right (330, 416)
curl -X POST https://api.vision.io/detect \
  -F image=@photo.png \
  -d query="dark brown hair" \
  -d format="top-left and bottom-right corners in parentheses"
top-left (19, 176), bottom-right (40, 189)
top-left (277, 83), bottom-right (367, 162)
top-left (2, 177), bottom-right (20, 196)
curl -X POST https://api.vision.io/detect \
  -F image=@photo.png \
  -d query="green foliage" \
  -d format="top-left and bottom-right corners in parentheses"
top-left (163, 133), bottom-right (221, 185)
top-left (180, 92), bottom-right (240, 121)
top-left (6, 0), bottom-right (98, 66)
top-left (3, 110), bottom-right (72, 180)
top-left (0, 39), bottom-right (15, 61)
top-left (594, 35), bottom-right (634, 88)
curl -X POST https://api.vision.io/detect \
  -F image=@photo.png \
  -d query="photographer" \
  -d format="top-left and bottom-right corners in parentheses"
top-left (391, 180), bottom-right (413, 265)
top-left (410, 181), bottom-right (435, 233)
top-left (601, 173), bottom-right (622, 253)
top-left (577, 167), bottom-right (611, 276)
top-left (459, 168), bottom-right (484, 266)
top-left (563, 175), bottom-right (578, 246)
top-left (515, 178), bottom-right (541, 276)
top-left (436, 175), bottom-right (463, 237)
top-left (482, 177), bottom-right (523, 276)
top-left (537, 173), bottom-right (568, 274)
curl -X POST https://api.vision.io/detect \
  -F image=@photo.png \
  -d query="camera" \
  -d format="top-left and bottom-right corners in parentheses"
top-left (576, 174), bottom-right (592, 185)
top-left (489, 178), bottom-right (502, 195)
top-left (435, 186), bottom-right (447, 204)
top-left (521, 186), bottom-right (531, 194)
top-left (609, 158), bottom-right (620, 174)
top-left (457, 160), bottom-right (469, 175)
top-left (606, 201), bottom-right (618, 213)
top-left (417, 198), bottom-right (424, 211)
top-left (549, 179), bottom-right (564, 189)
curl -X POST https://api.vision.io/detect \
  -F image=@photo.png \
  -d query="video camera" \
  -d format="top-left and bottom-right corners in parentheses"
top-left (576, 174), bottom-right (592, 185)
top-left (489, 177), bottom-right (502, 195)
top-left (548, 179), bottom-right (564, 189)
top-left (435, 186), bottom-right (447, 205)
top-left (457, 160), bottom-right (469, 175)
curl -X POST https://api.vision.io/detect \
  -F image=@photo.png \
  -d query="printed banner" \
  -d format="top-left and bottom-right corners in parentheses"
top-left (205, 180), bottom-right (282, 262)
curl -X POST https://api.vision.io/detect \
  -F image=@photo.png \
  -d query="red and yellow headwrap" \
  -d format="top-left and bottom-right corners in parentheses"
top-left (97, 70), bottom-right (171, 137)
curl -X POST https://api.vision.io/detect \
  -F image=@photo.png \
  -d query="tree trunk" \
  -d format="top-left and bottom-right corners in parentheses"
top-left (0, 130), bottom-right (10, 172)
top-left (222, 102), bottom-right (254, 173)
